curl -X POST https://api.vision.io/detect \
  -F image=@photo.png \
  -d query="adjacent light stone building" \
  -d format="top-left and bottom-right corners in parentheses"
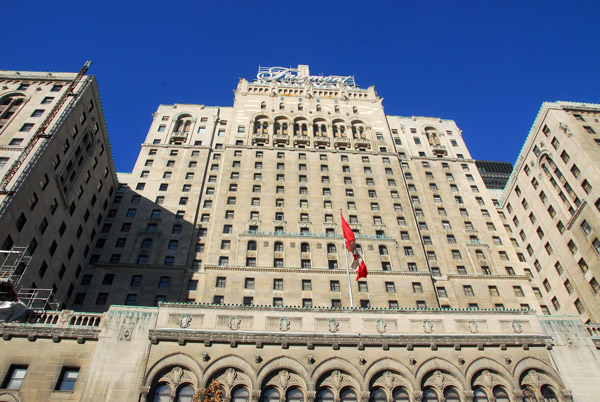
top-left (0, 65), bottom-right (599, 401)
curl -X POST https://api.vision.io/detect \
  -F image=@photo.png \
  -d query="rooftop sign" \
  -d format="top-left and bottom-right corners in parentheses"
top-left (256, 65), bottom-right (357, 88)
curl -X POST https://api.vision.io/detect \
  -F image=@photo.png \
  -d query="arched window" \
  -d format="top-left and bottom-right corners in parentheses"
top-left (422, 388), bottom-right (438, 402)
top-left (247, 241), bottom-right (257, 251)
top-left (263, 388), bottom-right (280, 402)
top-left (279, 103), bottom-right (284, 110)
top-left (261, 102), bottom-right (266, 109)
top-left (443, 387), bottom-right (460, 402)
top-left (392, 388), bottom-right (409, 402)
top-left (175, 116), bottom-right (192, 133)
top-left (301, 243), bottom-right (310, 253)
top-left (298, 104), bottom-right (303, 111)
top-left (492, 387), bottom-right (509, 402)
top-left (334, 106), bottom-right (340, 113)
top-left (352, 106), bottom-right (358, 114)
top-left (274, 242), bottom-right (284, 252)
top-left (540, 385), bottom-right (558, 402)
top-left (286, 388), bottom-right (304, 402)
top-left (316, 104), bottom-right (321, 112)
top-left (176, 384), bottom-right (195, 402)
top-left (233, 387), bottom-right (250, 402)
top-left (0, 94), bottom-right (26, 130)
top-left (327, 244), bottom-right (337, 253)
top-left (379, 245), bottom-right (388, 255)
top-left (153, 384), bottom-right (171, 402)
top-left (369, 388), bottom-right (386, 402)
top-left (317, 389), bottom-right (334, 402)
top-left (473, 387), bottom-right (488, 402)
top-left (340, 389), bottom-right (357, 402)
top-left (141, 239), bottom-right (152, 248)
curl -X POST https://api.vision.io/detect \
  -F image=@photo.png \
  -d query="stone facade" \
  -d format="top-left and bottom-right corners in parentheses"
top-left (2, 304), bottom-right (599, 401)
top-left (501, 103), bottom-right (600, 322)
top-left (0, 65), bottom-right (599, 401)
top-left (0, 68), bottom-right (118, 307)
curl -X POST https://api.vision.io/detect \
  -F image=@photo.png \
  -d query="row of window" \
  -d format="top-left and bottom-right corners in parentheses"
top-left (2, 365), bottom-right (78, 391)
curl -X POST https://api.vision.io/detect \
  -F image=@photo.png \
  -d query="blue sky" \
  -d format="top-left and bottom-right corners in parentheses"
top-left (3, 1), bottom-right (599, 172)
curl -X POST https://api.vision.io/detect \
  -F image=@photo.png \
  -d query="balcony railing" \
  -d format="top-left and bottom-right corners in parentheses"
top-left (314, 136), bottom-right (330, 146)
top-left (252, 133), bottom-right (269, 145)
top-left (354, 138), bottom-right (371, 149)
top-left (240, 230), bottom-right (394, 241)
top-left (334, 137), bottom-right (351, 148)
top-left (273, 134), bottom-right (289, 145)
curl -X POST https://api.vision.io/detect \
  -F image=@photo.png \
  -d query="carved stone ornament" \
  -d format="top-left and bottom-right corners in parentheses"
top-left (267, 369), bottom-right (302, 391)
top-left (179, 313), bottom-right (192, 328)
top-left (229, 315), bottom-right (241, 330)
top-left (59, 311), bottom-right (72, 324)
top-left (423, 319), bottom-right (434, 333)
top-left (512, 320), bottom-right (523, 334)
top-left (223, 368), bottom-right (238, 387)
top-left (372, 370), bottom-right (401, 391)
top-left (559, 122), bottom-right (572, 136)
top-left (328, 318), bottom-right (339, 333)
top-left (278, 370), bottom-right (290, 389)
top-left (468, 320), bottom-right (479, 334)
top-left (423, 370), bottom-right (458, 391)
top-left (376, 319), bottom-right (387, 334)
top-left (473, 370), bottom-right (502, 390)
top-left (119, 326), bottom-right (133, 341)
top-left (280, 317), bottom-right (290, 332)
top-left (167, 366), bottom-right (184, 387)
top-left (521, 369), bottom-right (553, 390)
top-left (320, 370), bottom-right (355, 392)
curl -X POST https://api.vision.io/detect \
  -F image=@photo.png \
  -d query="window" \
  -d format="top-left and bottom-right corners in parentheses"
top-left (463, 285), bottom-right (474, 296)
top-left (273, 279), bottom-right (283, 290)
top-left (131, 275), bottom-right (142, 286)
top-left (3, 365), bottom-right (27, 390)
top-left (302, 279), bottom-right (312, 291)
top-left (244, 278), bottom-right (255, 289)
top-left (330, 280), bottom-right (340, 291)
top-left (573, 299), bottom-right (585, 314)
top-left (513, 286), bottom-right (524, 297)
top-left (54, 367), bottom-right (79, 391)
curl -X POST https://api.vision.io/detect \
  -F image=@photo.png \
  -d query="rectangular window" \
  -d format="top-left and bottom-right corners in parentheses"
top-left (55, 367), bottom-right (79, 391)
top-left (3, 365), bottom-right (27, 390)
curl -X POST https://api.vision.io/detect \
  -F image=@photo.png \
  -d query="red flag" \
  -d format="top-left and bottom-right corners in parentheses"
top-left (356, 259), bottom-right (368, 281)
top-left (341, 212), bottom-right (355, 252)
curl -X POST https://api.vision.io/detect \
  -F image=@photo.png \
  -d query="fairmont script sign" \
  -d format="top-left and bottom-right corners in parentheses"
top-left (257, 66), bottom-right (357, 88)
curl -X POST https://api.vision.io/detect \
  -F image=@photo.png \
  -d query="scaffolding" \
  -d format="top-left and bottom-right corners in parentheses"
top-left (0, 246), bottom-right (60, 311)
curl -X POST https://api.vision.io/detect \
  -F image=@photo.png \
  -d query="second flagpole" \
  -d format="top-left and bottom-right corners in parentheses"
top-left (341, 210), bottom-right (355, 308)
top-left (343, 243), bottom-right (355, 308)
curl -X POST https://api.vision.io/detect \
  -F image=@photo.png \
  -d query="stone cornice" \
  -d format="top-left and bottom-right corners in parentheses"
top-left (0, 326), bottom-right (100, 343)
top-left (203, 265), bottom-right (430, 277)
top-left (158, 301), bottom-right (536, 315)
top-left (148, 329), bottom-right (551, 348)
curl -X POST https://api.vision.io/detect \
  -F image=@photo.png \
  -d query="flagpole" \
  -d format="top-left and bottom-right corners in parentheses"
top-left (341, 210), bottom-right (355, 308)
top-left (343, 244), bottom-right (355, 308)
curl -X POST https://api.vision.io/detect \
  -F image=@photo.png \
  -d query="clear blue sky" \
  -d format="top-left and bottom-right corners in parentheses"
top-left (3, 1), bottom-right (599, 172)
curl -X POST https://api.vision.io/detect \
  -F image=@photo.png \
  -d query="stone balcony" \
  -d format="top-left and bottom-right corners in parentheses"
top-left (293, 135), bottom-right (310, 146)
top-left (169, 131), bottom-right (188, 144)
top-left (252, 133), bottom-right (269, 145)
top-left (354, 138), bottom-right (371, 149)
top-left (334, 137), bottom-right (351, 149)
top-left (314, 136), bottom-right (330, 146)
top-left (273, 134), bottom-right (289, 145)
top-left (432, 144), bottom-right (447, 156)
